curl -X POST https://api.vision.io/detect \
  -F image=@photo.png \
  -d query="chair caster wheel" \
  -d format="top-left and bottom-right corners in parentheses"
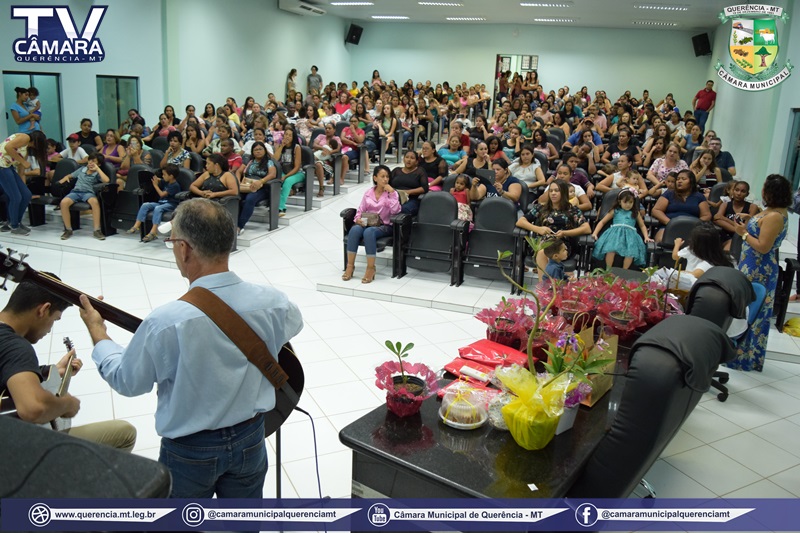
top-left (717, 392), bottom-right (728, 402)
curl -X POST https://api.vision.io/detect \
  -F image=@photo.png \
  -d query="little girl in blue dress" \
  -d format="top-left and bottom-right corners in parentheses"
top-left (591, 187), bottom-right (652, 268)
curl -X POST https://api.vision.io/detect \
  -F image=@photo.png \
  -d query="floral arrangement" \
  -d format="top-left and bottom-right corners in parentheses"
top-left (375, 340), bottom-right (439, 417)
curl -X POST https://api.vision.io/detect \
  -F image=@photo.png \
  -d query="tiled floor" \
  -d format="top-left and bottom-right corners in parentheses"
top-left (3, 182), bottom-right (800, 527)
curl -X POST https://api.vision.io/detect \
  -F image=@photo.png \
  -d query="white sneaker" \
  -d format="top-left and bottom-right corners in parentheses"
top-left (238, 228), bottom-right (245, 236)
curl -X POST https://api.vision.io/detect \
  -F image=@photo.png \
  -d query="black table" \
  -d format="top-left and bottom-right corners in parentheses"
top-left (0, 416), bottom-right (171, 498)
top-left (339, 383), bottom-right (620, 500)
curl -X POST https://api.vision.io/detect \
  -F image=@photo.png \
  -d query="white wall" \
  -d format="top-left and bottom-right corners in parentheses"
top-left (0, 0), bottom-right (166, 140)
top-left (346, 22), bottom-right (713, 111)
top-left (163, 0), bottom-right (351, 114)
top-left (704, 0), bottom-right (794, 197)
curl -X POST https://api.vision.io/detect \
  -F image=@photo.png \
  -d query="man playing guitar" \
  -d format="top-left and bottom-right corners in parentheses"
top-left (0, 277), bottom-right (136, 451)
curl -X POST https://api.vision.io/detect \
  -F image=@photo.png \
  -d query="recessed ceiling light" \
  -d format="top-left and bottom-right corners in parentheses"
top-left (446, 17), bottom-right (486, 21)
top-left (521, 2), bottom-right (573, 7)
top-left (419, 2), bottom-right (464, 6)
top-left (330, 2), bottom-right (374, 5)
top-left (534, 18), bottom-right (575, 22)
top-left (632, 20), bottom-right (679, 26)
top-left (634, 4), bottom-right (689, 11)
top-left (371, 15), bottom-right (410, 19)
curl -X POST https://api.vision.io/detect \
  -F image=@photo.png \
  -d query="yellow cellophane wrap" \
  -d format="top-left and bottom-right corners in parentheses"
top-left (496, 366), bottom-right (571, 451)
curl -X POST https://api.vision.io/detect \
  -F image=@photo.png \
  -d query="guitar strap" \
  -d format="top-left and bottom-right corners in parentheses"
top-left (179, 287), bottom-right (299, 405)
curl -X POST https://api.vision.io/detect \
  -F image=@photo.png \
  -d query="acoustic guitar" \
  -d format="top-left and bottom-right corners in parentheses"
top-left (0, 249), bottom-right (304, 438)
top-left (0, 337), bottom-right (76, 431)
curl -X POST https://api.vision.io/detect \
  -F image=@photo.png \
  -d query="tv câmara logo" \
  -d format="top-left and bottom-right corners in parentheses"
top-left (11, 5), bottom-right (107, 63)
top-left (715, 4), bottom-right (793, 91)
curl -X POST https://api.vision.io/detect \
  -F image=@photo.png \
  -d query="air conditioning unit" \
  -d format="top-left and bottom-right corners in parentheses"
top-left (278, 0), bottom-right (326, 16)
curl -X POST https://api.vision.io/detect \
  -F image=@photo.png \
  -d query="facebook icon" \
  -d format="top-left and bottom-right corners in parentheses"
top-left (575, 503), bottom-right (599, 527)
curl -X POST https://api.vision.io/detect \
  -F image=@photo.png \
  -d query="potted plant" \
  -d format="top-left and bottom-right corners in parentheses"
top-left (375, 340), bottom-right (439, 417)
top-left (475, 297), bottom-right (536, 350)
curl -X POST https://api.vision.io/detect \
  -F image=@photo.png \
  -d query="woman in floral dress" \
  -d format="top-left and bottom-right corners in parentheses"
top-left (727, 174), bottom-right (792, 372)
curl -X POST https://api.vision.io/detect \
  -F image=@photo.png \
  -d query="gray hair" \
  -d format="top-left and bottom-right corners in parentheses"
top-left (172, 199), bottom-right (235, 259)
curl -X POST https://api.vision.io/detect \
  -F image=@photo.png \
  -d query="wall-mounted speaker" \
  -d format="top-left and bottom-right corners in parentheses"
top-left (345, 24), bottom-right (363, 45)
top-left (692, 33), bottom-right (711, 57)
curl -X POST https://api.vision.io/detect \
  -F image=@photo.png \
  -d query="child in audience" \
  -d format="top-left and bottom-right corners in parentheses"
top-left (449, 174), bottom-right (472, 222)
top-left (25, 86), bottom-right (41, 118)
top-left (706, 179), bottom-right (736, 211)
top-left (652, 222), bottom-right (732, 290)
top-left (314, 138), bottom-right (340, 162)
top-left (543, 238), bottom-right (569, 282)
top-left (126, 163), bottom-right (181, 243)
top-left (54, 134), bottom-right (89, 165)
top-left (57, 153), bottom-right (110, 241)
top-left (591, 187), bottom-right (651, 269)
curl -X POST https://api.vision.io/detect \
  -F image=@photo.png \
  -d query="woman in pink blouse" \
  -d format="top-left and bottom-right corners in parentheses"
top-left (343, 165), bottom-right (400, 284)
top-left (646, 142), bottom-right (688, 195)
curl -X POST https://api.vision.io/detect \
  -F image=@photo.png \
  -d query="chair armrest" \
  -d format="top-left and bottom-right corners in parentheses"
top-left (93, 182), bottom-right (117, 193)
top-left (217, 195), bottom-right (240, 206)
top-left (175, 191), bottom-right (192, 202)
top-left (340, 207), bottom-right (356, 220)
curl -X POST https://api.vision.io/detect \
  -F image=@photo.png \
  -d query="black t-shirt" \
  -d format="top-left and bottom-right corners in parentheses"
top-left (606, 143), bottom-right (639, 161)
top-left (390, 167), bottom-right (429, 198)
top-left (75, 130), bottom-right (100, 145)
top-left (0, 324), bottom-right (42, 394)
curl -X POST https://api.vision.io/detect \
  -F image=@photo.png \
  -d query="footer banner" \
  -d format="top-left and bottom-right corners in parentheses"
top-left (0, 498), bottom-right (795, 531)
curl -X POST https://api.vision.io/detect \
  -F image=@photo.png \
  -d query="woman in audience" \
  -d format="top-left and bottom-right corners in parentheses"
top-left (509, 144), bottom-right (547, 191)
top-left (163, 105), bottom-right (180, 127)
top-left (643, 123), bottom-right (670, 151)
top-left (294, 106), bottom-right (314, 145)
top-left (646, 142), bottom-right (687, 187)
top-left (491, 158), bottom-right (524, 211)
top-left (375, 104), bottom-right (397, 154)
top-left (700, 129), bottom-right (717, 149)
top-left (487, 135), bottom-right (511, 163)
top-left (400, 102), bottom-right (419, 150)
top-left (689, 149), bottom-right (722, 186)
top-left (240, 96), bottom-right (255, 120)
top-left (236, 141), bottom-right (277, 235)
top-left (161, 131), bottom-right (191, 170)
top-left (0, 130), bottom-right (46, 235)
top-left (274, 126), bottom-right (304, 218)
top-left (517, 112), bottom-right (536, 142)
top-left (489, 113), bottom-right (509, 137)
top-left (190, 153), bottom-right (238, 201)
top-left (372, 70), bottom-right (383, 87)
top-left (531, 129), bottom-right (558, 162)
top-left (562, 100), bottom-right (581, 126)
top-left (680, 123), bottom-right (704, 154)
top-left (355, 102), bottom-right (371, 129)
top-left (184, 124), bottom-right (205, 155)
top-left (117, 136), bottom-right (152, 187)
top-left (651, 169), bottom-right (711, 241)
top-left (100, 129), bottom-right (126, 172)
top-left (453, 140), bottom-right (491, 177)
top-left (596, 154), bottom-right (647, 196)
top-left (551, 111), bottom-right (571, 138)
top-left (602, 127), bottom-right (641, 166)
top-left (418, 141), bottom-right (448, 191)
top-left (201, 103), bottom-right (216, 127)
top-left (728, 174), bottom-right (792, 372)
top-left (607, 111), bottom-right (633, 137)
top-left (642, 136), bottom-right (667, 169)
top-left (343, 165), bottom-right (399, 284)
top-left (470, 115), bottom-right (491, 140)
top-left (74, 118), bottom-right (103, 151)
top-left (312, 122), bottom-right (343, 193)
top-left (438, 135), bottom-right (467, 167)
top-left (390, 151), bottom-right (428, 216)
top-left (516, 179), bottom-right (591, 274)
top-left (341, 115), bottom-right (366, 172)
top-left (143, 114), bottom-right (176, 143)
top-left (501, 127), bottom-right (523, 161)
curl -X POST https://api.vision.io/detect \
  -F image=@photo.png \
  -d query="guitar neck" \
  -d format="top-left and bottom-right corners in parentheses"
top-left (28, 271), bottom-right (143, 334)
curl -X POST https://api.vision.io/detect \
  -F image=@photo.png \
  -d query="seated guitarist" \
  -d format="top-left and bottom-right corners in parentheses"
top-left (0, 278), bottom-right (136, 451)
top-left (79, 199), bottom-right (304, 499)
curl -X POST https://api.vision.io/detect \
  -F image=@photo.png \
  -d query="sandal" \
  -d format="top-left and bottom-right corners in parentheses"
top-left (342, 264), bottom-right (355, 281)
top-left (126, 227), bottom-right (139, 234)
top-left (142, 234), bottom-right (157, 243)
top-left (361, 266), bottom-right (376, 284)
top-left (790, 294), bottom-right (799, 302)
top-left (317, 187), bottom-right (325, 198)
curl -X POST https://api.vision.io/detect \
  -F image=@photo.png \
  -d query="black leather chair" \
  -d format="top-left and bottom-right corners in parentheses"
top-left (548, 127), bottom-right (566, 147)
top-left (108, 164), bottom-right (154, 232)
top-left (139, 167), bottom-right (196, 238)
top-left (340, 207), bottom-right (397, 275)
top-left (28, 159), bottom-right (79, 226)
top-left (566, 315), bottom-right (736, 498)
top-left (654, 216), bottom-right (701, 267)
top-left (188, 152), bottom-right (204, 173)
top-left (455, 196), bottom-right (525, 293)
top-left (148, 149), bottom-right (164, 169)
top-left (707, 181), bottom-right (729, 204)
top-left (150, 135), bottom-right (169, 152)
top-left (67, 181), bottom-right (119, 235)
top-left (685, 266), bottom-right (756, 402)
top-left (394, 192), bottom-right (468, 284)
top-left (719, 168), bottom-right (733, 183)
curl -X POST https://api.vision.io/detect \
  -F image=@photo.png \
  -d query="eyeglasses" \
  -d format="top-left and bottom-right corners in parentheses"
top-left (164, 238), bottom-right (191, 249)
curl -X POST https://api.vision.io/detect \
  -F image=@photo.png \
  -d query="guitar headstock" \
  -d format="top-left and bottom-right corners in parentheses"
top-left (0, 249), bottom-right (30, 290)
top-left (63, 337), bottom-right (74, 352)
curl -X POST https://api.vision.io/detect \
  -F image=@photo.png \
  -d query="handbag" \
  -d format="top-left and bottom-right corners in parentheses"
top-left (361, 212), bottom-right (382, 227)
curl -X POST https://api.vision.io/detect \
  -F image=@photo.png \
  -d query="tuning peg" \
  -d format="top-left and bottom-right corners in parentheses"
top-left (3, 249), bottom-right (14, 268)
top-left (15, 253), bottom-right (28, 270)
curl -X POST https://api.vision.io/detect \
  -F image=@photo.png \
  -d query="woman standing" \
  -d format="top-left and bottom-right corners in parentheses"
top-left (343, 165), bottom-right (400, 284)
top-left (10, 87), bottom-right (40, 134)
top-left (286, 69), bottom-right (297, 101)
top-left (0, 130), bottom-right (47, 234)
top-left (728, 175), bottom-right (792, 372)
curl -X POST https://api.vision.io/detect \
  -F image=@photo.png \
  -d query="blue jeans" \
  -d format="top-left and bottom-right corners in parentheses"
top-left (159, 414), bottom-right (267, 498)
top-left (347, 224), bottom-right (392, 256)
top-left (401, 197), bottom-right (420, 216)
top-left (694, 108), bottom-right (709, 133)
top-left (238, 187), bottom-right (269, 229)
top-left (65, 190), bottom-right (95, 203)
top-left (136, 201), bottom-right (175, 226)
top-left (0, 167), bottom-right (33, 227)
